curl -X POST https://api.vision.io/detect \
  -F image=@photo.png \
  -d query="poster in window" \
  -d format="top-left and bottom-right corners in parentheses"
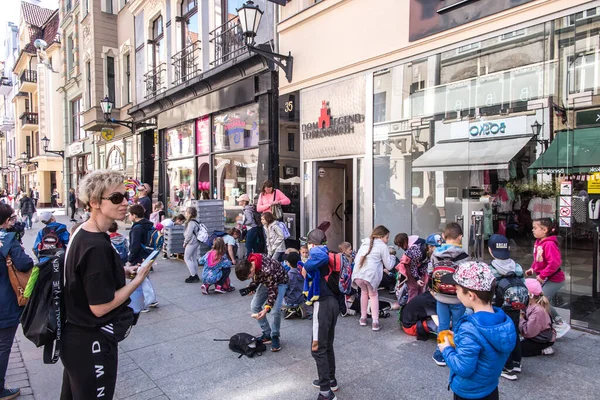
top-left (196, 116), bottom-right (210, 154)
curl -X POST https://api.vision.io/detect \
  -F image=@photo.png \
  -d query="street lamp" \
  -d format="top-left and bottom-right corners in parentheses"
top-left (41, 136), bottom-right (65, 158)
top-left (531, 120), bottom-right (548, 151)
top-left (19, 152), bottom-right (39, 168)
top-left (100, 96), bottom-right (155, 130)
top-left (237, 1), bottom-right (293, 82)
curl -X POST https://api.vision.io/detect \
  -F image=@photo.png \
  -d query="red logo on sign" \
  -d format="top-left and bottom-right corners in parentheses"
top-left (318, 101), bottom-right (331, 129)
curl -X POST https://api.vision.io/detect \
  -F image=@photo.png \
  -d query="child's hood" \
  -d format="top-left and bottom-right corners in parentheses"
top-left (467, 308), bottom-right (516, 354)
top-left (433, 244), bottom-right (466, 261)
top-left (537, 236), bottom-right (559, 247)
top-left (110, 233), bottom-right (126, 245)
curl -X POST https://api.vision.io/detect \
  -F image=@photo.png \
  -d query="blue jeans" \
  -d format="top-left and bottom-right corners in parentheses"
top-left (245, 227), bottom-right (260, 255)
top-left (434, 302), bottom-right (466, 359)
top-left (250, 282), bottom-right (288, 338)
top-left (0, 325), bottom-right (18, 389)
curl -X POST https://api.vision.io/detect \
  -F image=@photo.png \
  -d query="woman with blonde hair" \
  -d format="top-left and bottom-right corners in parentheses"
top-left (60, 170), bottom-right (150, 399)
top-left (352, 225), bottom-right (392, 331)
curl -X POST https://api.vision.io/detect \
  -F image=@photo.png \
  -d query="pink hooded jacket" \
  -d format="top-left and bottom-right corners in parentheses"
top-left (531, 236), bottom-right (564, 283)
top-left (257, 189), bottom-right (291, 213)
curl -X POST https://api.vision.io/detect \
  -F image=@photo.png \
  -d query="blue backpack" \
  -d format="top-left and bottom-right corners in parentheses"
top-left (142, 229), bottom-right (164, 256)
top-left (205, 230), bottom-right (227, 248)
top-left (113, 241), bottom-right (128, 264)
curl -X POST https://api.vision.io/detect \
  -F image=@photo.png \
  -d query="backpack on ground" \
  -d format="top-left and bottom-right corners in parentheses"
top-left (214, 333), bottom-right (267, 358)
top-left (276, 221), bottom-right (291, 240)
top-left (37, 226), bottom-right (66, 256)
top-left (205, 230), bottom-right (227, 248)
top-left (20, 252), bottom-right (65, 364)
top-left (196, 222), bottom-right (209, 243)
top-left (496, 273), bottom-right (529, 311)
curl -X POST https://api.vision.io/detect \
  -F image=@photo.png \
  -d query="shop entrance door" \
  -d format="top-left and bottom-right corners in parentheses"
top-left (315, 162), bottom-right (350, 249)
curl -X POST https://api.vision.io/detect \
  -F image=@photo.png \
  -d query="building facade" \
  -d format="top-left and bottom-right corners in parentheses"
top-left (279, 0), bottom-right (600, 330)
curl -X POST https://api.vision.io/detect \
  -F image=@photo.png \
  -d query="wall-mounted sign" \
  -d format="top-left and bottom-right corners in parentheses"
top-left (301, 101), bottom-right (365, 140)
top-left (575, 108), bottom-right (600, 127)
top-left (469, 122), bottom-right (506, 137)
top-left (101, 128), bottom-right (115, 141)
top-left (301, 75), bottom-right (366, 159)
top-left (69, 141), bottom-right (84, 155)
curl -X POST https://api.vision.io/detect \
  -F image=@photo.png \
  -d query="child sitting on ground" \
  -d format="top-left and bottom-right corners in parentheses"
top-left (438, 261), bottom-right (516, 400)
top-left (284, 252), bottom-right (307, 319)
top-left (520, 279), bottom-right (556, 357)
top-left (199, 237), bottom-right (233, 294)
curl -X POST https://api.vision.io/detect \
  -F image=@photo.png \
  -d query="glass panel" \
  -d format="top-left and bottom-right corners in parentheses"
top-left (125, 138), bottom-right (133, 169)
top-left (356, 158), bottom-right (365, 246)
top-left (107, 147), bottom-right (124, 171)
top-left (213, 149), bottom-right (258, 225)
top-left (165, 122), bottom-right (194, 159)
top-left (165, 158), bottom-right (195, 217)
top-left (184, 12), bottom-right (199, 46)
top-left (303, 161), bottom-right (313, 234)
top-left (98, 145), bottom-right (106, 169)
top-left (196, 116), bottom-right (210, 154)
top-left (197, 156), bottom-right (210, 199)
top-left (212, 103), bottom-right (259, 152)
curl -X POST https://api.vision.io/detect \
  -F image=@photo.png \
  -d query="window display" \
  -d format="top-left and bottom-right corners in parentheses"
top-left (166, 159), bottom-right (195, 216)
top-left (166, 122), bottom-right (195, 159)
top-left (212, 103), bottom-right (259, 152)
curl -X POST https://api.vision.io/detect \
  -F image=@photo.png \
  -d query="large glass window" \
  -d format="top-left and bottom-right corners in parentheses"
top-left (212, 103), bottom-right (259, 152)
top-left (165, 122), bottom-right (194, 159)
top-left (70, 98), bottom-right (85, 141)
top-left (152, 16), bottom-right (165, 68)
top-left (213, 149), bottom-right (258, 223)
top-left (166, 159), bottom-right (195, 216)
top-left (107, 56), bottom-right (116, 103)
top-left (181, 0), bottom-right (199, 47)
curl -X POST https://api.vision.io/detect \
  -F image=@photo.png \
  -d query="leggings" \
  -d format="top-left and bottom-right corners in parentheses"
top-left (70, 203), bottom-right (77, 220)
top-left (184, 242), bottom-right (200, 276)
top-left (216, 267), bottom-right (231, 286)
top-left (542, 280), bottom-right (565, 319)
top-left (354, 279), bottom-right (379, 322)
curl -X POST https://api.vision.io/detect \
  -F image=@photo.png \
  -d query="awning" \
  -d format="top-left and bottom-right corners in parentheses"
top-left (529, 128), bottom-right (600, 174)
top-left (412, 136), bottom-right (532, 172)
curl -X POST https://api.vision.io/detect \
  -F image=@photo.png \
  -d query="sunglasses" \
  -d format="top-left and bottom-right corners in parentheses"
top-left (101, 192), bottom-right (130, 204)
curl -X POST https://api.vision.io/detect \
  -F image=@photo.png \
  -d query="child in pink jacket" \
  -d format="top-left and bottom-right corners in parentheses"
top-left (525, 218), bottom-right (570, 338)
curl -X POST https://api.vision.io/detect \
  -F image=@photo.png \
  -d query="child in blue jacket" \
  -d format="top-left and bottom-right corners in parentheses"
top-left (438, 261), bottom-right (516, 400)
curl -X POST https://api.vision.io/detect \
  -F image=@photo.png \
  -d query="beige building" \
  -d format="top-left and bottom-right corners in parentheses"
top-left (12, 1), bottom-right (63, 205)
top-left (278, 0), bottom-right (600, 330)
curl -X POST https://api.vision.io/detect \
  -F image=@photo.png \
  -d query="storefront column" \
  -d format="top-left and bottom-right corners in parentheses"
top-left (256, 71), bottom-right (280, 192)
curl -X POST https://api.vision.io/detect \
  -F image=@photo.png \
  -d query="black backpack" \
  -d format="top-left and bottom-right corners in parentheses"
top-left (495, 273), bottom-right (529, 311)
top-left (214, 333), bottom-right (267, 358)
top-left (20, 252), bottom-right (65, 364)
top-left (250, 205), bottom-right (262, 226)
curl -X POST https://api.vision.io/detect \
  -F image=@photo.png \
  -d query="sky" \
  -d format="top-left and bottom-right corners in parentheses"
top-left (0, 0), bottom-right (59, 58)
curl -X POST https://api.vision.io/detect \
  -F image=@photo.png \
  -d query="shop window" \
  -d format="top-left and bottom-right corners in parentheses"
top-left (373, 92), bottom-right (387, 123)
top-left (196, 116), bottom-right (210, 154)
top-left (287, 132), bottom-right (295, 152)
top-left (213, 148), bottom-right (258, 223)
top-left (165, 122), bottom-right (195, 159)
top-left (166, 158), bottom-right (195, 216)
top-left (212, 103), bottom-right (259, 152)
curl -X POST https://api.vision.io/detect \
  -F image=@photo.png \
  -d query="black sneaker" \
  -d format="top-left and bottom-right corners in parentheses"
top-left (185, 275), bottom-right (200, 283)
top-left (316, 390), bottom-right (337, 400)
top-left (312, 379), bottom-right (339, 392)
top-left (501, 368), bottom-right (518, 381)
top-left (0, 387), bottom-right (21, 400)
top-left (512, 362), bottom-right (522, 373)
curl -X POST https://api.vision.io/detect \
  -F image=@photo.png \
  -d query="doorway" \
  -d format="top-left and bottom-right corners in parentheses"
top-left (313, 159), bottom-right (354, 250)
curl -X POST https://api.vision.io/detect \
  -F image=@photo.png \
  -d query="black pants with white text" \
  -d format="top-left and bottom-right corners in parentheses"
top-left (312, 296), bottom-right (339, 392)
top-left (60, 324), bottom-right (118, 399)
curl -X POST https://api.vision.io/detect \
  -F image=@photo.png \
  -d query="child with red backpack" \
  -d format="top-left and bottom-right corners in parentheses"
top-left (429, 222), bottom-right (469, 366)
top-left (33, 211), bottom-right (69, 262)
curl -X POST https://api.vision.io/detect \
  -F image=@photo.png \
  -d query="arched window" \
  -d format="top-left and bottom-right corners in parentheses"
top-left (107, 147), bottom-right (124, 171)
top-left (152, 16), bottom-right (165, 69)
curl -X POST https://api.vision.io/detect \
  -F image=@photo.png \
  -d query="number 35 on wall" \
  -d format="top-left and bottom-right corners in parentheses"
top-left (284, 101), bottom-right (294, 113)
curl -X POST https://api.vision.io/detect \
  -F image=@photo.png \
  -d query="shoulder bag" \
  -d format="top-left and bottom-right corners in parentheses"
top-left (7, 254), bottom-right (31, 306)
top-left (270, 191), bottom-right (284, 220)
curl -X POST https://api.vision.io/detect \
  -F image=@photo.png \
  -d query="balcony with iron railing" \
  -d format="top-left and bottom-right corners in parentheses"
top-left (18, 70), bottom-right (37, 92)
top-left (144, 63), bottom-right (167, 100)
top-left (172, 40), bottom-right (202, 86)
top-left (209, 18), bottom-right (248, 68)
top-left (20, 112), bottom-right (38, 130)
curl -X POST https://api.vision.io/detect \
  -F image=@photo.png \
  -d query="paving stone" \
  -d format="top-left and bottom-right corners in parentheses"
top-left (5, 373), bottom-right (29, 383)
top-left (5, 367), bottom-right (27, 376)
top-left (120, 387), bottom-right (165, 400)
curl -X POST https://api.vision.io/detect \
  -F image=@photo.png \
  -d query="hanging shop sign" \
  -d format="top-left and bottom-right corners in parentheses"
top-left (101, 128), bottom-right (115, 141)
top-left (301, 75), bottom-right (366, 159)
top-left (589, 173), bottom-right (600, 195)
top-left (69, 141), bottom-right (84, 155)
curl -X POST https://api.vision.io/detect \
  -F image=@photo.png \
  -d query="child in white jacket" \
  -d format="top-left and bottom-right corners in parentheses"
top-left (352, 225), bottom-right (392, 331)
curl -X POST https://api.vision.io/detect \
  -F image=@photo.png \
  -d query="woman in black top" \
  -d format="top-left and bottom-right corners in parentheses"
top-left (60, 170), bottom-right (150, 400)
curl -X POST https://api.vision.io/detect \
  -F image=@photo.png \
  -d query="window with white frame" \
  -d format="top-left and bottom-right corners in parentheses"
top-left (107, 56), bottom-right (116, 103)
top-left (152, 16), bottom-right (165, 69)
top-left (67, 35), bottom-right (74, 73)
top-left (568, 53), bottom-right (599, 94)
top-left (566, 7), bottom-right (598, 26)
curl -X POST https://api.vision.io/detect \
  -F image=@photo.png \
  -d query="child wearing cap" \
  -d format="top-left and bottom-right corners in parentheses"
top-left (438, 261), bottom-right (517, 400)
top-left (519, 279), bottom-right (556, 357)
top-left (398, 234), bottom-right (443, 303)
top-left (487, 234), bottom-right (526, 380)
top-left (32, 211), bottom-right (70, 261)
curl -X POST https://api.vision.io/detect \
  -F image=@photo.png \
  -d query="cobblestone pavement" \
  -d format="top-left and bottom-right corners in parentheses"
top-left (11, 209), bottom-right (600, 399)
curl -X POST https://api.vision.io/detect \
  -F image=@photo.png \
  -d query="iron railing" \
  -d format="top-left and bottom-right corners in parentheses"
top-left (144, 63), bottom-right (167, 99)
top-left (209, 18), bottom-right (247, 68)
top-left (19, 70), bottom-right (37, 84)
top-left (20, 112), bottom-right (38, 127)
top-left (172, 40), bottom-right (202, 86)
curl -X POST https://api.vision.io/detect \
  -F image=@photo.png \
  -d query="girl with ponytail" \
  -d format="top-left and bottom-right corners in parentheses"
top-left (519, 279), bottom-right (556, 358)
top-left (351, 225), bottom-right (392, 331)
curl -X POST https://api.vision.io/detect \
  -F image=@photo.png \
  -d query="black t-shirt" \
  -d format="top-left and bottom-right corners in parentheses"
top-left (64, 228), bottom-right (129, 328)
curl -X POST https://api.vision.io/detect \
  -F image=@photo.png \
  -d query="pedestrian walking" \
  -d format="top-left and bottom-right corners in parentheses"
top-left (68, 188), bottom-right (77, 221)
top-left (19, 193), bottom-right (36, 230)
top-left (51, 188), bottom-right (60, 208)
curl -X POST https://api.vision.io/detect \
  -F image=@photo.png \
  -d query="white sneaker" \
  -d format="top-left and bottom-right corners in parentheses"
top-left (542, 346), bottom-right (555, 355)
top-left (553, 321), bottom-right (571, 339)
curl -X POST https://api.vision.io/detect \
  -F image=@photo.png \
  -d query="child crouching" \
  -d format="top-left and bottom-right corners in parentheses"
top-left (438, 261), bottom-right (516, 400)
top-left (520, 279), bottom-right (556, 357)
top-left (199, 238), bottom-right (234, 294)
top-left (284, 252), bottom-right (307, 319)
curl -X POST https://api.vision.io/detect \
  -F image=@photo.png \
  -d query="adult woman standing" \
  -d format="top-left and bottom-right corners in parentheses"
top-left (352, 225), bottom-right (392, 331)
top-left (61, 170), bottom-right (150, 399)
top-left (19, 193), bottom-right (36, 230)
top-left (262, 211), bottom-right (286, 261)
top-left (256, 180), bottom-right (290, 216)
top-left (68, 188), bottom-right (77, 222)
top-left (183, 207), bottom-right (201, 283)
top-left (0, 204), bottom-right (34, 399)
